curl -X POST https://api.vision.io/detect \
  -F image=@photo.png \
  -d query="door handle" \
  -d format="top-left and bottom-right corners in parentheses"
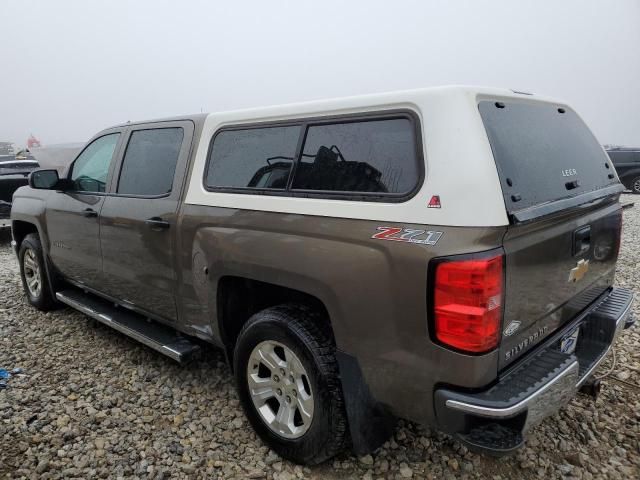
top-left (145, 217), bottom-right (170, 231)
top-left (82, 208), bottom-right (98, 218)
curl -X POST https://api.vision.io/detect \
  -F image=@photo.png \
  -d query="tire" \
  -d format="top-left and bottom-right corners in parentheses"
top-left (233, 304), bottom-right (347, 465)
top-left (18, 233), bottom-right (56, 311)
top-left (630, 176), bottom-right (640, 194)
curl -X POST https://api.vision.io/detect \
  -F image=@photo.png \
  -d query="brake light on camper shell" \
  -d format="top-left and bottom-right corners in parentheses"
top-left (432, 253), bottom-right (504, 353)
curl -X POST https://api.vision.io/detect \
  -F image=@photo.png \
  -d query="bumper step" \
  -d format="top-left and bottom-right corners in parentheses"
top-left (56, 289), bottom-right (200, 363)
top-left (458, 423), bottom-right (524, 455)
top-left (435, 287), bottom-right (634, 455)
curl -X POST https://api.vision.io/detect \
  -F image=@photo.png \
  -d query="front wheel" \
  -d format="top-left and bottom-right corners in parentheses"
top-left (233, 305), bottom-right (347, 465)
top-left (630, 176), bottom-right (640, 194)
top-left (19, 233), bottom-right (56, 311)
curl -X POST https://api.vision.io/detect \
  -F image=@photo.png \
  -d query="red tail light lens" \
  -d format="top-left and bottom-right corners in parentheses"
top-left (432, 253), bottom-right (503, 353)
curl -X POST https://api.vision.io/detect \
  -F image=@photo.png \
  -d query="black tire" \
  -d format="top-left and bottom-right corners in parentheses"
top-left (233, 304), bottom-right (347, 465)
top-left (18, 233), bottom-right (56, 311)
top-left (630, 176), bottom-right (640, 194)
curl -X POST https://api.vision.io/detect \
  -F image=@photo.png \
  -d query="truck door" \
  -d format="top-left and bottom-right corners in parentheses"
top-left (98, 121), bottom-right (194, 322)
top-left (45, 131), bottom-right (124, 287)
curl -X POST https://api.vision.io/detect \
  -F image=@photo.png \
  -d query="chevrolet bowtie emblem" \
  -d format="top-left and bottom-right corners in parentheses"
top-left (568, 259), bottom-right (589, 283)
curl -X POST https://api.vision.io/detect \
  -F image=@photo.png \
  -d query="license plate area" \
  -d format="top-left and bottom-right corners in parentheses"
top-left (560, 327), bottom-right (580, 355)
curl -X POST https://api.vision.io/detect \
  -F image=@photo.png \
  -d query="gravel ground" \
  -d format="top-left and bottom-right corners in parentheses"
top-left (1, 197), bottom-right (639, 479)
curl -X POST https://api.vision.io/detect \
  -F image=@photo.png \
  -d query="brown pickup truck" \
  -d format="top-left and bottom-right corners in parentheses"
top-left (10, 86), bottom-right (634, 464)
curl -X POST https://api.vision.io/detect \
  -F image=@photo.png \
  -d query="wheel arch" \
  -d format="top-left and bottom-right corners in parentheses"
top-left (216, 275), bottom-right (340, 367)
top-left (11, 219), bottom-right (40, 249)
top-left (12, 218), bottom-right (60, 296)
top-left (619, 169), bottom-right (640, 190)
top-left (10, 191), bottom-right (49, 253)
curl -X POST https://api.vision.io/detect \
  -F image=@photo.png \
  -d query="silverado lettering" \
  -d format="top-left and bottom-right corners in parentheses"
top-left (504, 325), bottom-right (549, 361)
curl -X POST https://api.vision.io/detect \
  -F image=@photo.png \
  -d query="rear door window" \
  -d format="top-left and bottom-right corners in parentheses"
top-left (479, 101), bottom-right (617, 213)
top-left (117, 128), bottom-right (184, 196)
top-left (292, 118), bottom-right (418, 194)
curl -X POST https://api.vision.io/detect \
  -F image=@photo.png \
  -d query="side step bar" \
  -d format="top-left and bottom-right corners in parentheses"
top-left (56, 289), bottom-right (200, 363)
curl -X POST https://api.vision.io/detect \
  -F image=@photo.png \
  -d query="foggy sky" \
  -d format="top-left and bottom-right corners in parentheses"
top-left (1, 0), bottom-right (639, 148)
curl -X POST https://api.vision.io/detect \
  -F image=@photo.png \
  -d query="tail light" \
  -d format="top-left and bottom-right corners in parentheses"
top-left (431, 252), bottom-right (504, 353)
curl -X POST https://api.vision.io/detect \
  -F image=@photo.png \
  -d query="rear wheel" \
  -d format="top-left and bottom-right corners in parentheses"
top-left (631, 176), bottom-right (640, 194)
top-left (233, 305), bottom-right (347, 465)
top-left (19, 233), bottom-right (56, 311)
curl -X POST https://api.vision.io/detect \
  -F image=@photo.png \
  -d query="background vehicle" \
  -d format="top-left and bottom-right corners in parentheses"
top-left (10, 86), bottom-right (634, 464)
top-left (0, 159), bottom-right (39, 221)
top-left (606, 146), bottom-right (640, 193)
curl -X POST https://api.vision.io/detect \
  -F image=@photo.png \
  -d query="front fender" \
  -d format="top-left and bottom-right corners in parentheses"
top-left (10, 187), bottom-right (49, 251)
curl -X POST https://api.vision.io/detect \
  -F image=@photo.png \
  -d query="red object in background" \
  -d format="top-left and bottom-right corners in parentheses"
top-left (428, 195), bottom-right (441, 208)
top-left (27, 134), bottom-right (41, 149)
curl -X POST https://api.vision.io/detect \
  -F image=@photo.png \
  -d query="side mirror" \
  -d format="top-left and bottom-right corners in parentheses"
top-left (28, 169), bottom-right (72, 191)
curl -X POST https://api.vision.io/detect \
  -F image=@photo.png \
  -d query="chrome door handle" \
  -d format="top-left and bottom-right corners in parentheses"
top-left (145, 217), bottom-right (170, 230)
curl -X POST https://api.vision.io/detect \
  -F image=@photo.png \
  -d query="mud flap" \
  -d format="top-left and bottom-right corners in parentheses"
top-left (336, 351), bottom-right (396, 455)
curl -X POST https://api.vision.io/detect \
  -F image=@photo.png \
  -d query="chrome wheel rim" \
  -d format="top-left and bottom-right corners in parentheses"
top-left (247, 340), bottom-right (314, 439)
top-left (633, 178), bottom-right (640, 193)
top-left (23, 248), bottom-right (41, 297)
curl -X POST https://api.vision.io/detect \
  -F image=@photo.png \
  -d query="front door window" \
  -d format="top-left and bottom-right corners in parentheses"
top-left (71, 133), bottom-right (120, 192)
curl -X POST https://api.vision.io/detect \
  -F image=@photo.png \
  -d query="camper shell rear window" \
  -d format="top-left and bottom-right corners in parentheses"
top-left (479, 100), bottom-right (618, 217)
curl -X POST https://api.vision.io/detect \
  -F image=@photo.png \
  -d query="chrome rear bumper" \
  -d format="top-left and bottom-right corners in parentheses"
top-left (435, 287), bottom-right (634, 454)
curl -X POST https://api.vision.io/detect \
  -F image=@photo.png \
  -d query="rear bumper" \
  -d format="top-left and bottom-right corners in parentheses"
top-left (434, 287), bottom-right (634, 454)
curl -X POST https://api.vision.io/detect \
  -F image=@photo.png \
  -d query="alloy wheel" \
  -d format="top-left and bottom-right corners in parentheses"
top-left (246, 340), bottom-right (314, 439)
top-left (23, 248), bottom-right (42, 298)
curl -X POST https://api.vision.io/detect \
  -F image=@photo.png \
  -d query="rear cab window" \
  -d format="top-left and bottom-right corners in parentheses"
top-left (478, 100), bottom-right (619, 220)
top-left (204, 114), bottom-right (422, 201)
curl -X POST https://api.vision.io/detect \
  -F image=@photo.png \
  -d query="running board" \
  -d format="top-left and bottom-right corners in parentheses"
top-left (56, 289), bottom-right (200, 363)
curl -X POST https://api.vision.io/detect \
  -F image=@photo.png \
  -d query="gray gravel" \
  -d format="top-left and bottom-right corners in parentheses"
top-left (1, 196), bottom-right (639, 479)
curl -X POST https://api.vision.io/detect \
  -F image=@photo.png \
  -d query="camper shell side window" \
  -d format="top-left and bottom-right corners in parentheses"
top-left (203, 111), bottom-right (424, 203)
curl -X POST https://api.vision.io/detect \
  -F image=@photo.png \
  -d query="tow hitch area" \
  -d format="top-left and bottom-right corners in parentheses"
top-left (624, 313), bottom-right (635, 330)
top-left (435, 287), bottom-right (633, 456)
top-left (578, 377), bottom-right (601, 399)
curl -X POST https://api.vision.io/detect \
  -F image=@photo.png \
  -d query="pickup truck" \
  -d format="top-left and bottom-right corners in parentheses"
top-left (606, 146), bottom-right (640, 194)
top-left (10, 86), bottom-right (635, 465)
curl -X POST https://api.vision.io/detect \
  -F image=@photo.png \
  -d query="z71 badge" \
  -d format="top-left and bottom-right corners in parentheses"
top-left (372, 227), bottom-right (443, 246)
